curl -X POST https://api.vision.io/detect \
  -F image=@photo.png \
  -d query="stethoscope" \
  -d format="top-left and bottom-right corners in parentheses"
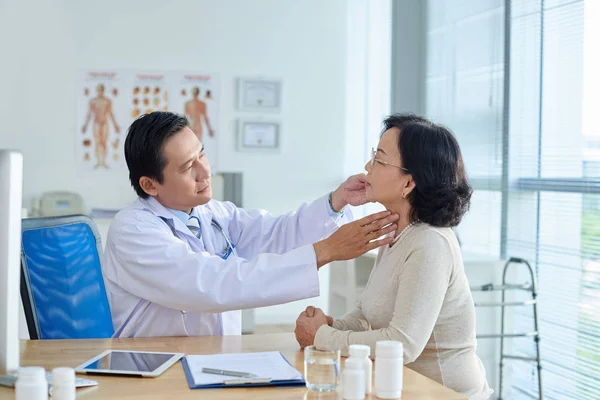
top-left (160, 216), bottom-right (237, 260)
top-left (209, 219), bottom-right (237, 260)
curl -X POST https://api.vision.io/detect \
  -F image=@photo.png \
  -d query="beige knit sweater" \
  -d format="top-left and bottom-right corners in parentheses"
top-left (314, 223), bottom-right (491, 399)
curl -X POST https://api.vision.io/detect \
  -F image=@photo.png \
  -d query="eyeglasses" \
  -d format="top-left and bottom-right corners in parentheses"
top-left (370, 148), bottom-right (408, 171)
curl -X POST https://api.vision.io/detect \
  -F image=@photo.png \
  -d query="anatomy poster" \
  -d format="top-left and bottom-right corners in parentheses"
top-left (169, 73), bottom-right (219, 171)
top-left (77, 70), bottom-right (219, 171)
top-left (131, 72), bottom-right (169, 119)
top-left (77, 71), bottom-right (128, 170)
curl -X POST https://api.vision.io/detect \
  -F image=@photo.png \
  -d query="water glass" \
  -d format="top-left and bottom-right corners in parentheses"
top-left (303, 346), bottom-right (340, 392)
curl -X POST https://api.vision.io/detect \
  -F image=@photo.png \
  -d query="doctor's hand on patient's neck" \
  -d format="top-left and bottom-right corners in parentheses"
top-left (313, 211), bottom-right (399, 268)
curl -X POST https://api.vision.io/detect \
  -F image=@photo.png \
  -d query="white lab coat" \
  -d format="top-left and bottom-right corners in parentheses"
top-left (102, 194), bottom-right (351, 338)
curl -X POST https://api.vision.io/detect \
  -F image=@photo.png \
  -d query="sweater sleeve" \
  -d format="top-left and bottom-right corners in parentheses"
top-left (314, 230), bottom-right (453, 361)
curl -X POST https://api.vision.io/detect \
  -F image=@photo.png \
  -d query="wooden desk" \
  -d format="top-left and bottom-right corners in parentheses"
top-left (0, 333), bottom-right (465, 399)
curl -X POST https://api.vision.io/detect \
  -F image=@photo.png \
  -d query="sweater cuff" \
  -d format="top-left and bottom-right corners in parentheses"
top-left (314, 324), bottom-right (350, 356)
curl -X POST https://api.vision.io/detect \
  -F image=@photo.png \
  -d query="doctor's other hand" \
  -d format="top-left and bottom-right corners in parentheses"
top-left (304, 306), bottom-right (333, 327)
top-left (295, 309), bottom-right (329, 349)
top-left (330, 174), bottom-right (369, 211)
top-left (313, 210), bottom-right (398, 268)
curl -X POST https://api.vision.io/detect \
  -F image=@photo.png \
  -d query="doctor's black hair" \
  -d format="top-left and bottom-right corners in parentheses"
top-left (124, 111), bottom-right (190, 199)
top-left (382, 113), bottom-right (472, 227)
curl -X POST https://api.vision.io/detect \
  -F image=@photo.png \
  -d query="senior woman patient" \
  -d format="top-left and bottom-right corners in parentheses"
top-left (294, 114), bottom-right (492, 399)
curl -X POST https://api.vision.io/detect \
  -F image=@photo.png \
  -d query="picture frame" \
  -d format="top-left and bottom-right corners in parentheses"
top-left (237, 77), bottom-right (281, 112)
top-left (237, 119), bottom-right (281, 153)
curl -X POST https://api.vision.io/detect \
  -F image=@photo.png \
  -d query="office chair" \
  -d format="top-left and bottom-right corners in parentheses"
top-left (20, 215), bottom-right (114, 339)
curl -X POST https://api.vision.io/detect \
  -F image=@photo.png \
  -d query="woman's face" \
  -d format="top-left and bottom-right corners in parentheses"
top-left (364, 128), bottom-right (413, 206)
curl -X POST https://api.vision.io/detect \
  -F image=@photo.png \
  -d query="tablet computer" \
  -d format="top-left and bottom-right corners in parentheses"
top-left (74, 350), bottom-right (184, 378)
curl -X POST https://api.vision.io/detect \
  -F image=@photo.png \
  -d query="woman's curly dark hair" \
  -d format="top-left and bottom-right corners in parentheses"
top-left (382, 113), bottom-right (473, 228)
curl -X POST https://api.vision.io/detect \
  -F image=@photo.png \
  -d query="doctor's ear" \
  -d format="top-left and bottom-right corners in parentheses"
top-left (139, 176), bottom-right (159, 197)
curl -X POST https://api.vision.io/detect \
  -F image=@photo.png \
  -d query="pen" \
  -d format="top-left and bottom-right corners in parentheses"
top-left (201, 368), bottom-right (255, 378)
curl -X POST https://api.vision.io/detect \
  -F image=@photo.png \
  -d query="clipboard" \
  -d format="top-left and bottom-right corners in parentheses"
top-left (181, 352), bottom-right (305, 389)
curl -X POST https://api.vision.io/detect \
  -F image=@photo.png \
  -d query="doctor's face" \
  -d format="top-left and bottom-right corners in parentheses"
top-left (154, 127), bottom-right (212, 211)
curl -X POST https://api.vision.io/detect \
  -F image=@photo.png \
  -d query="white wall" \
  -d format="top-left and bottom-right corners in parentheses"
top-left (0, 0), bottom-right (355, 324)
top-left (0, 0), bottom-right (348, 213)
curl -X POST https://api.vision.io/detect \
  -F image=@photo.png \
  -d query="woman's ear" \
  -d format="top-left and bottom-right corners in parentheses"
top-left (402, 175), bottom-right (416, 199)
top-left (139, 176), bottom-right (158, 197)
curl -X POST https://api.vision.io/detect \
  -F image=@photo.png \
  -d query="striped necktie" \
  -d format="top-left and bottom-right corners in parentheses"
top-left (187, 216), bottom-right (202, 239)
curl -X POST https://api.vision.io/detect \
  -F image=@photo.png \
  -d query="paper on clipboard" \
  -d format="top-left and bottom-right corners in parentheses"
top-left (186, 351), bottom-right (302, 386)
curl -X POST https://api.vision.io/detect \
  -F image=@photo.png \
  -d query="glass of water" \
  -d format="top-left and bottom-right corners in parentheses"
top-left (304, 346), bottom-right (340, 392)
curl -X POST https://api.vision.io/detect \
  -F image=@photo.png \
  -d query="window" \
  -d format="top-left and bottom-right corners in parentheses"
top-left (424, 0), bottom-right (505, 258)
top-left (507, 1), bottom-right (600, 398)
top-left (418, 0), bottom-right (600, 398)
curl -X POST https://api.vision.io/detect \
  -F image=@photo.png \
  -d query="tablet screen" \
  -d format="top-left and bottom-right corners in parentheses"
top-left (81, 351), bottom-right (176, 373)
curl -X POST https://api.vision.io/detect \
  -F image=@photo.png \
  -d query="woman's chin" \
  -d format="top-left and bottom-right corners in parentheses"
top-left (366, 186), bottom-right (381, 203)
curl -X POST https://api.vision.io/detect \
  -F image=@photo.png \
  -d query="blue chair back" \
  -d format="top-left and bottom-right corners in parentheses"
top-left (20, 215), bottom-right (114, 339)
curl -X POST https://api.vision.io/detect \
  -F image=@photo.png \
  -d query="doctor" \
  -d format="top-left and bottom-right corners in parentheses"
top-left (102, 112), bottom-right (399, 338)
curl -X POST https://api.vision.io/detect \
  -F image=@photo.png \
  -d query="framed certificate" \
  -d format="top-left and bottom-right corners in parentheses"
top-left (237, 78), bottom-right (281, 112)
top-left (237, 119), bottom-right (281, 152)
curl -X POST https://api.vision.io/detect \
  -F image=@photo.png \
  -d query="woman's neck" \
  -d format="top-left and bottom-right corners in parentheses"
top-left (384, 201), bottom-right (412, 235)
